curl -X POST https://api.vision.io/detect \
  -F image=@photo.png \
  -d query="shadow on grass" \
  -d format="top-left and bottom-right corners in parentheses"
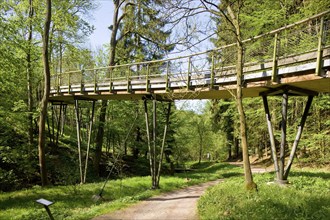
top-left (147, 195), bottom-right (200, 201)
top-left (0, 161), bottom-right (244, 219)
top-left (250, 192), bottom-right (330, 219)
top-left (222, 172), bottom-right (243, 178)
top-left (289, 171), bottom-right (330, 180)
top-left (0, 187), bottom-right (98, 211)
top-left (174, 163), bottom-right (243, 181)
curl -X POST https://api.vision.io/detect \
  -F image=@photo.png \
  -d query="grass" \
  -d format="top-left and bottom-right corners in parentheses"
top-left (198, 168), bottom-right (330, 220)
top-left (0, 162), bottom-right (236, 220)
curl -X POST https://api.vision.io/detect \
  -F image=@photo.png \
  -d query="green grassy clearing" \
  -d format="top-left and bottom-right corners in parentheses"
top-left (198, 168), bottom-right (330, 220)
top-left (0, 162), bottom-right (237, 220)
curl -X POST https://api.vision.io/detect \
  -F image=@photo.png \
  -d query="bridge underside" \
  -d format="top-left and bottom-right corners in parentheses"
top-left (49, 71), bottom-right (329, 103)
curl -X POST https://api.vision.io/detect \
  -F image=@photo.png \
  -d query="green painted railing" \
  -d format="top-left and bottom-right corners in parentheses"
top-left (51, 10), bottom-right (330, 95)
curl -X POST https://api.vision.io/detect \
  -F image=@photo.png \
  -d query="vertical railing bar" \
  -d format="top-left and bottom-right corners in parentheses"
top-left (109, 67), bottom-right (113, 93)
top-left (94, 69), bottom-right (97, 93)
top-left (166, 61), bottom-right (170, 91)
top-left (56, 73), bottom-right (60, 95)
top-left (68, 72), bottom-right (71, 94)
top-left (80, 69), bottom-right (84, 93)
top-left (127, 65), bottom-right (131, 92)
top-left (316, 16), bottom-right (325, 76)
top-left (146, 64), bottom-right (150, 92)
top-left (187, 56), bottom-right (191, 90)
top-left (210, 53), bottom-right (215, 89)
top-left (272, 33), bottom-right (279, 82)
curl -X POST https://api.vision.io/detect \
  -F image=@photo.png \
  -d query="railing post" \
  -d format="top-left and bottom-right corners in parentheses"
top-left (166, 61), bottom-right (170, 91)
top-left (146, 64), bottom-right (150, 92)
top-left (316, 16), bottom-right (325, 76)
top-left (94, 69), bottom-right (97, 93)
top-left (210, 53), bottom-right (215, 89)
top-left (68, 72), bottom-right (71, 94)
top-left (80, 69), bottom-right (84, 93)
top-left (127, 66), bottom-right (131, 92)
top-left (109, 67), bottom-right (113, 93)
top-left (57, 73), bottom-right (60, 95)
top-left (272, 33), bottom-right (279, 82)
top-left (187, 56), bottom-right (191, 90)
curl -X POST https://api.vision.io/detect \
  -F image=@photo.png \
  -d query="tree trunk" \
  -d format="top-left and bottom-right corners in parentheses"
top-left (227, 132), bottom-right (233, 160)
top-left (94, 0), bottom-right (120, 175)
top-left (198, 138), bottom-right (203, 164)
top-left (156, 102), bottom-right (171, 187)
top-left (279, 92), bottom-right (288, 182)
top-left (38, 0), bottom-right (52, 186)
top-left (227, 5), bottom-right (256, 190)
top-left (94, 100), bottom-right (107, 175)
top-left (27, 0), bottom-right (34, 149)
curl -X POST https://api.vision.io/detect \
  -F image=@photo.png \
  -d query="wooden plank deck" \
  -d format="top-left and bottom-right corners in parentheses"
top-left (49, 48), bottom-right (330, 102)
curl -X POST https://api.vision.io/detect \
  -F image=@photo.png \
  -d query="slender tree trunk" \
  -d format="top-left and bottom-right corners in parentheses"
top-left (227, 132), bottom-right (233, 160)
top-left (27, 0), bottom-right (34, 149)
top-left (94, 100), bottom-right (107, 175)
top-left (198, 136), bottom-right (203, 164)
top-left (156, 102), bottom-right (171, 187)
top-left (227, 5), bottom-right (256, 190)
top-left (94, 1), bottom-right (121, 175)
top-left (38, 0), bottom-right (52, 186)
top-left (234, 137), bottom-right (240, 159)
top-left (279, 92), bottom-right (288, 182)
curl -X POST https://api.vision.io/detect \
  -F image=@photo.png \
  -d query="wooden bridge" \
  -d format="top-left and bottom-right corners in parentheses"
top-left (50, 11), bottom-right (330, 102)
top-left (48, 11), bottom-right (330, 185)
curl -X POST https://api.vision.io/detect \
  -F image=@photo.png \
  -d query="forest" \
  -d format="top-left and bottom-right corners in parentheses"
top-left (0, 0), bottom-right (329, 200)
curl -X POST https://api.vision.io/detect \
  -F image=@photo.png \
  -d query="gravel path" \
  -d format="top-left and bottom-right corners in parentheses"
top-left (93, 164), bottom-right (267, 220)
top-left (93, 179), bottom-right (223, 220)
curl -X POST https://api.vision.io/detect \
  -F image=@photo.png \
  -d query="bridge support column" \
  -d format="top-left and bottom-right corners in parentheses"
top-left (260, 86), bottom-right (317, 184)
top-left (48, 102), bottom-right (66, 147)
top-left (143, 97), bottom-right (172, 189)
top-left (74, 99), bottom-right (96, 184)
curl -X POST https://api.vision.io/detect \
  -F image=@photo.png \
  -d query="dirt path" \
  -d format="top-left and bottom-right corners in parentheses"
top-left (92, 179), bottom-right (223, 220)
top-left (93, 165), bottom-right (267, 220)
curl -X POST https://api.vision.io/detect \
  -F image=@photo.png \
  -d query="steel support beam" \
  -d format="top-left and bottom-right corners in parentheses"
top-left (279, 91), bottom-right (288, 182)
top-left (156, 102), bottom-right (172, 187)
top-left (152, 99), bottom-right (157, 188)
top-left (262, 96), bottom-right (280, 179)
top-left (144, 99), bottom-right (153, 187)
top-left (284, 95), bottom-right (314, 179)
top-left (74, 99), bottom-right (83, 184)
top-left (261, 85), bottom-right (316, 183)
top-left (55, 103), bottom-right (63, 147)
top-left (83, 101), bottom-right (96, 183)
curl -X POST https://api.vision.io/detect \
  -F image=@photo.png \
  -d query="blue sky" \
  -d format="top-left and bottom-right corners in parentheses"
top-left (88, 1), bottom-right (113, 49)
top-left (87, 0), bottom-right (208, 112)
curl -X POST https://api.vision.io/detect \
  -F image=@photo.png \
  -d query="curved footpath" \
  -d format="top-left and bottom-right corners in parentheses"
top-left (93, 165), bottom-right (267, 220)
top-left (92, 179), bottom-right (223, 220)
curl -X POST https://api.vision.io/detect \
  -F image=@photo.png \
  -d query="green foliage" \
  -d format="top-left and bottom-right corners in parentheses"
top-left (198, 169), bottom-right (330, 220)
top-left (0, 162), bottom-right (228, 220)
top-left (116, 0), bottom-right (174, 64)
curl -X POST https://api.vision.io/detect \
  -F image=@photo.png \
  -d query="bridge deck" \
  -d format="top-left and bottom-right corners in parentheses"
top-left (49, 48), bottom-right (330, 102)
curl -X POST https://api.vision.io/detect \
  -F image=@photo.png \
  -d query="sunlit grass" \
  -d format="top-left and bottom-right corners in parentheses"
top-left (198, 169), bottom-right (330, 220)
top-left (0, 162), bottom-right (235, 220)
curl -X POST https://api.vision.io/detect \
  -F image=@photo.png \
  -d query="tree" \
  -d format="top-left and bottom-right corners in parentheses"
top-left (38, 0), bottom-right (52, 186)
top-left (94, 0), bottom-right (173, 177)
top-left (200, 0), bottom-right (257, 190)
top-left (26, 0), bottom-right (34, 148)
top-left (209, 99), bottom-right (237, 160)
top-left (93, 0), bottom-right (125, 175)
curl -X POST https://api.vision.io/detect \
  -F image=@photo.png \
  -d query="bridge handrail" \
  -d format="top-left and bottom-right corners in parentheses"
top-left (51, 10), bottom-right (330, 94)
top-left (59, 9), bottom-right (329, 74)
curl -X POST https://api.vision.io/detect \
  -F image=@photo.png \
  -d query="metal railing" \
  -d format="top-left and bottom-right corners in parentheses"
top-left (50, 10), bottom-right (330, 95)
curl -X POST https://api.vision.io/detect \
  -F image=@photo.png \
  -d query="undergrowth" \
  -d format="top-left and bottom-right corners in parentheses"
top-left (0, 162), bottom-right (235, 220)
top-left (198, 169), bottom-right (330, 220)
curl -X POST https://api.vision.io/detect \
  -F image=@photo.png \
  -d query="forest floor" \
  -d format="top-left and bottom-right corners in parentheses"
top-left (92, 164), bottom-right (266, 220)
